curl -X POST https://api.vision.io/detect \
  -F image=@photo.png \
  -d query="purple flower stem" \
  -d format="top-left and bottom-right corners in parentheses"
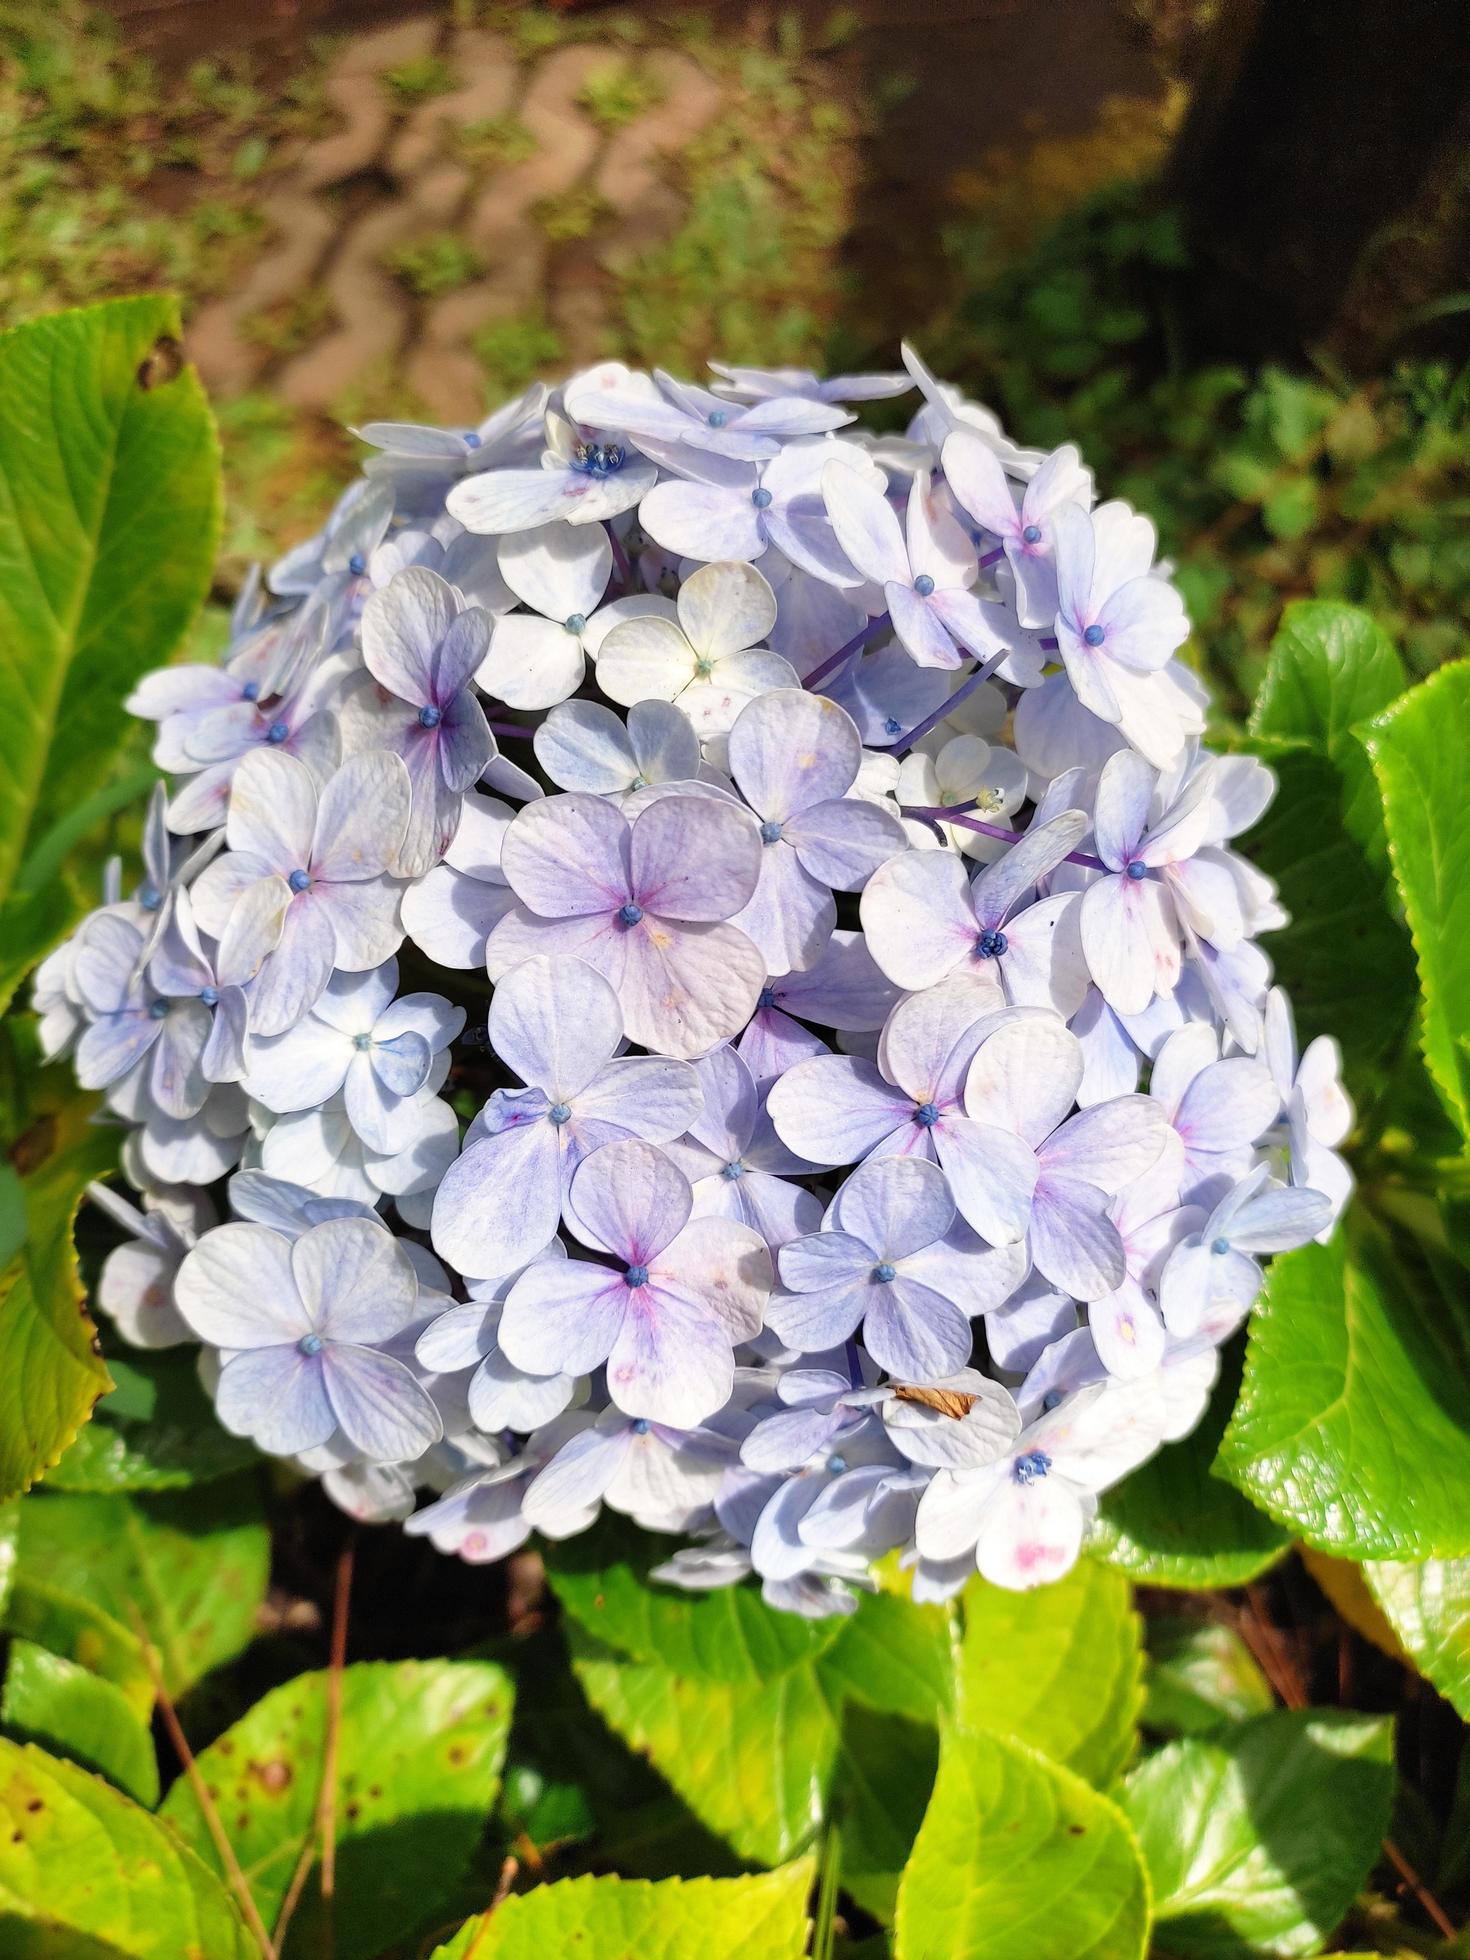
top-left (901, 804), bottom-right (1107, 871)
top-left (803, 615), bottom-right (889, 691)
top-left (606, 522), bottom-right (634, 593)
top-left (979, 545), bottom-right (1005, 568)
top-left (892, 650), bottom-right (1007, 754)
top-left (488, 719), bottom-right (534, 742)
top-left (1040, 635), bottom-right (1059, 650)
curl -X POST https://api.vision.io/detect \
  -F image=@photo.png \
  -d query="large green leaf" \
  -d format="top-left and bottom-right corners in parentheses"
top-left (2, 1571), bottom-right (151, 1718)
top-left (1366, 660), bottom-right (1470, 1140)
top-left (1363, 1559), bottom-right (1470, 1719)
top-left (429, 1861), bottom-right (815, 1960)
top-left (894, 1728), bottom-right (1150, 1960)
top-left (570, 1627), bottom-right (839, 1868)
top-left (163, 1657), bottom-right (513, 1959)
top-left (545, 1514), bottom-right (843, 1684)
top-left (1123, 1710), bottom-right (1394, 1958)
top-left (1242, 745), bottom-right (1416, 1080)
top-left (16, 1480), bottom-right (269, 1698)
top-left (0, 1736), bottom-right (256, 1958)
top-left (954, 1561), bottom-right (1142, 1787)
top-left (831, 1704), bottom-right (937, 1926)
top-left (1, 1639), bottom-right (158, 1806)
top-left (815, 1586), bottom-right (957, 1724)
top-left (0, 1083), bottom-right (118, 1503)
top-left (0, 295), bottom-right (220, 1000)
top-left (46, 1350), bottom-right (258, 1494)
top-left (1220, 1224), bottom-right (1470, 1559)
top-left (1142, 1620), bottom-right (1273, 1738)
top-left (1249, 602), bottom-right (1407, 765)
top-left (1092, 1344), bottom-right (1290, 1587)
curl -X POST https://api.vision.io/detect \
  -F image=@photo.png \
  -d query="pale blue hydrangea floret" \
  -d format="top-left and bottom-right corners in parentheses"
top-left (51, 347), bottom-right (1353, 1609)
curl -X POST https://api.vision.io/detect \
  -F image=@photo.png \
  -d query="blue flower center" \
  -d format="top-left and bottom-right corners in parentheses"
top-left (872, 1262), bottom-right (897, 1284)
top-left (884, 716), bottom-right (903, 735)
top-left (759, 820), bottom-right (783, 845)
top-left (1211, 1236), bottom-right (1231, 1255)
top-left (572, 441), bottom-right (625, 477)
top-left (1012, 1449), bottom-right (1051, 1484)
top-left (200, 985), bottom-right (219, 1007)
top-left (751, 486), bottom-right (773, 509)
top-left (618, 902), bottom-right (644, 927)
top-left (148, 998), bottom-right (170, 1021)
top-left (631, 1418), bottom-right (650, 1435)
top-left (1022, 523), bottom-right (1042, 545)
top-left (1126, 860), bottom-right (1147, 881)
top-left (241, 680), bottom-right (261, 702)
top-left (914, 1101), bottom-right (940, 1128)
top-left (297, 1333), bottom-right (325, 1356)
top-left (418, 704), bottom-right (443, 728)
top-left (1041, 1390), bottom-right (1063, 1412)
top-left (913, 573), bottom-right (936, 597)
top-left (826, 1453), bottom-right (847, 1475)
top-left (139, 882), bottom-right (162, 912)
top-left (564, 613), bottom-right (586, 636)
top-left (347, 552), bottom-right (365, 576)
top-left (266, 720), bottom-right (290, 745)
top-left (721, 1160), bottom-right (745, 1180)
top-left (757, 984), bottom-right (778, 1009)
top-left (352, 1032), bottom-right (373, 1050)
top-left (288, 869), bottom-right (312, 893)
top-left (548, 1102), bottom-right (572, 1126)
top-left (463, 431), bottom-right (482, 450)
top-left (975, 927), bottom-right (1008, 959)
top-left (1083, 622), bottom-right (1106, 647)
top-left (708, 409), bottom-right (728, 427)
top-left (625, 1264), bottom-right (650, 1289)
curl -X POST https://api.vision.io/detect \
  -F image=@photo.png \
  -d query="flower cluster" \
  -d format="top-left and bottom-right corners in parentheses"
top-left (41, 348), bottom-right (1351, 1608)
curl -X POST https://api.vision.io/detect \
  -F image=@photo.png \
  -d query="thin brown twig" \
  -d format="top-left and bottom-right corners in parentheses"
top-left (458, 1857), bottom-right (521, 1960)
top-left (1383, 1835), bottom-right (1458, 1942)
top-left (318, 1537), bottom-right (355, 1959)
top-left (271, 1535), bottom-right (355, 1959)
top-left (1235, 1592), bottom-right (1307, 1710)
top-left (129, 1606), bottom-right (278, 1960)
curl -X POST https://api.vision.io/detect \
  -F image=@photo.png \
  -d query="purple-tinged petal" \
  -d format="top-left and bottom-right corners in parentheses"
top-left (974, 1475), bottom-right (1087, 1591)
top-left (490, 952), bottom-right (622, 1098)
top-left (784, 796), bottom-right (907, 892)
top-left (727, 689), bottom-right (860, 822)
top-left (886, 582), bottom-right (964, 669)
top-left (175, 1222), bottom-right (305, 1347)
top-left (499, 1258), bottom-right (630, 1376)
top-left (935, 1120), bottom-right (1040, 1247)
top-left (322, 1344), bottom-right (442, 1460)
top-left (1039, 1095), bottom-right (1166, 1193)
top-left (432, 1120), bottom-right (564, 1280)
top-left (866, 1277), bottom-right (973, 1381)
top-left (226, 748), bottom-right (318, 870)
top-left (829, 1153), bottom-right (953, 1260)
top-left (822, 462), bottom-right (909, 586)
top-left (311, 751), bottom-right (411, 883)
top-left (962, 1013), bottom-right (1082, 1143)
top-left (614, 918), bottom-right (765, 1060)
top-left (766, 1054), bottom-right (911, 1165)
top-left (216, 1346), bottom-right (335, 1455)
top-left (631, 794), bottom-right (760, 921)
top-left (1030, 1174), bottom-right (1125, 1298)
top-left (860, 849), bottom-right (978, 992)
top-left (565, 1137), bottom-right (692, 1263)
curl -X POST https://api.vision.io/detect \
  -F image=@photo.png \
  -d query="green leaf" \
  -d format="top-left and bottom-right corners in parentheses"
top-left (1249, 602), bottom-right (1407, 761)
top-left (0, 1736), bottom-right (256, 1958)
top-left (2, 1571), bottom-right (151, 1718)
top-left (2, 1639), bottom-right (158, 1806)
top-left (1363, 1560), bottom-right (1470, 1719)
top-left (1366, 660), bottom-right (1470, 1139)
top-left (894, 1728), bottom-right (1150, 1960)
top-left (544, 1513), bottom-right (844, 1684)
top-left (0, 295), bottom-right (220, 1000)
top-left (815, 1587), bottom-right (957, 1724)
top-left (0, 1087), bottom-right (117, 1502)
top-left (16, 1481), bottom-right (269, 1698)
top-left (1142, 1620), bottom-right (1273, 1737)
top-left (1220, 1223), bottom-right (1470, 1559)
top-left (1242, 745), bottom-right (1416, 1080)
top-left (570, 1625), bottom-right (839, 1866)
top-left (1123, 1710), bottom-right (1395, 1958)
top-left (1092, 1343), bottom-right (1290, 1588)
top-left (0, 1500), bottom-right (17, 1619)
top-left (831, 1705), bottom-right (937, 1926)
top-left (163, 1658), bottom-right (513, 1960)
top-left (429, 1860), bottom-right (815, 1960)
top-left (46, 1350), bottom-right (258, 1493)
top-left (954, 1561), bottom-right (1142, 1787)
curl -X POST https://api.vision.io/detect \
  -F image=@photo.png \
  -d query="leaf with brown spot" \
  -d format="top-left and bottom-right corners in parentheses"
top-left (162, 1658), bottom-right (514, 1959)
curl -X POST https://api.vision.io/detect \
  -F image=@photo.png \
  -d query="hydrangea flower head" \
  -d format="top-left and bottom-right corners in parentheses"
top-left (58, 350), bottom-right (1349, 1603)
